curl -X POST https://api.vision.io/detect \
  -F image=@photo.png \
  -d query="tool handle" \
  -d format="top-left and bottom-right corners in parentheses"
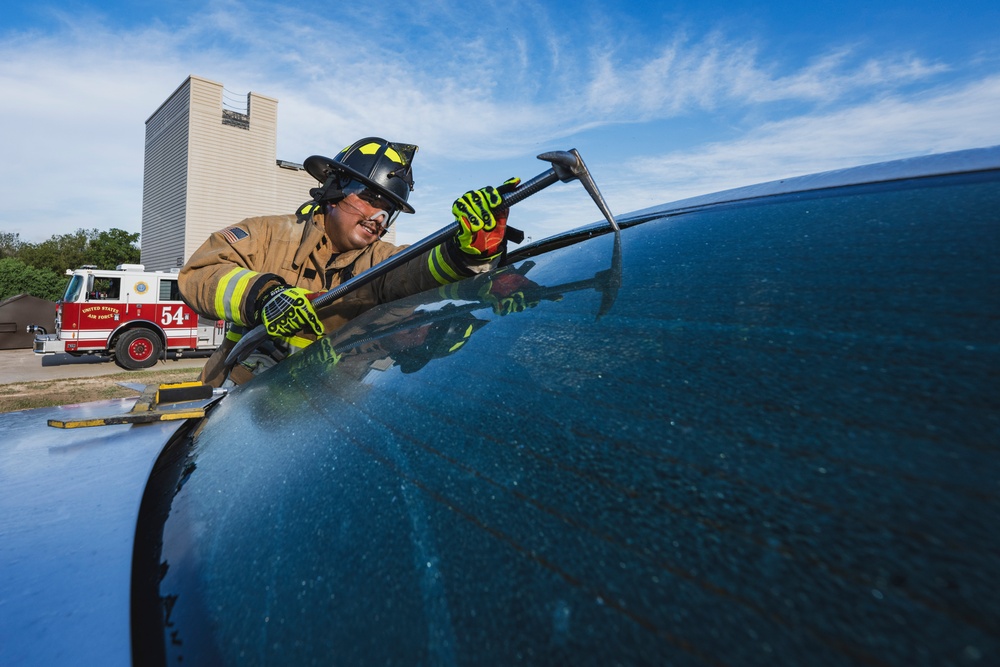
top-left (311, 224), bottom-right (456, 312)
top-left (499, 169), bottom-right (558, 209)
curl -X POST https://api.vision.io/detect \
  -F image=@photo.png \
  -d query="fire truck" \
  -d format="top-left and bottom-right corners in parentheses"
top-left (31, 264), bottom-right (225, 370)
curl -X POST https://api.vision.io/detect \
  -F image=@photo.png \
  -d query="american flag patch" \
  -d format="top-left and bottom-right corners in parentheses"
top-left (221, 226), bottom-right (249, 244)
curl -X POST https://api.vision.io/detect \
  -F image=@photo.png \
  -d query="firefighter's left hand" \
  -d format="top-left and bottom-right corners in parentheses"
top-left (453, 177), bottom-right (520, 260)
top-left (257, 285), bottom-right (324, 338)
top-left (479, 271), bottom-right (542, 316)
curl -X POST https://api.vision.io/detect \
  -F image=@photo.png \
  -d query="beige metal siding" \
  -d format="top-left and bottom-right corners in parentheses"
top-left (275, 162), bottom-right (315, 212)
top-left (141, 76), bottom-right (321, 271)
top-left (185, 81), bottom-right (280, 259)
top-left (141, 80), bottom-right (191, 270)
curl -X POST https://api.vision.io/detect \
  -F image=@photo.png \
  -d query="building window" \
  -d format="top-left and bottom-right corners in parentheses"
top-left (222, 89), bottom-right (250, 130)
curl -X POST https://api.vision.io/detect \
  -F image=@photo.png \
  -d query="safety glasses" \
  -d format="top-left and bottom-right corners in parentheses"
top-left (338, 179), bottom-right (399, 225)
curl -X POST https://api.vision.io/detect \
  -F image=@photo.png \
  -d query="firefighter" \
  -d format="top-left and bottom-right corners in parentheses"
top-left (178, 137), bottom-right (519, 386)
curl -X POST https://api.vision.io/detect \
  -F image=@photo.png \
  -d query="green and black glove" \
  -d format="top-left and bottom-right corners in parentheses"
top-left (453, 177), bottom-right (521, 260)
top-left (255, 284), bottom-right (324, 338)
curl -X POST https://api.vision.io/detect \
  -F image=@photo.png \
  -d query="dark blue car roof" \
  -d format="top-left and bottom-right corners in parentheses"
top-left (143, 148), bottom-right (1000, 665)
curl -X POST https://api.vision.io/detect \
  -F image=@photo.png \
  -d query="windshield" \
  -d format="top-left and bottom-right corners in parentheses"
top-left (61, 274), bottom-right (83, 302)
top-left (142, 169), bottom-right (1000, 666)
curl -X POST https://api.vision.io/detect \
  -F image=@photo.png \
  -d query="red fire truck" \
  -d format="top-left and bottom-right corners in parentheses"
top-left (32, 264), bottom-right (225, 370)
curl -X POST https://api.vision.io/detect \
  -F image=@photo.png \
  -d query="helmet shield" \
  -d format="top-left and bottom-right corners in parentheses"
top-left (305, 138), bottom-right (418, 214)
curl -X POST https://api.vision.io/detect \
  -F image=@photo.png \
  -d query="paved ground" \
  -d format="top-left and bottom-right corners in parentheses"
top-left (0, 348), bottom-right (209, 383)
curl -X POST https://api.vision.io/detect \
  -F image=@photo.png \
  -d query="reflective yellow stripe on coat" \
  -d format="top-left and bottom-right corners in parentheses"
top-left (214, 267), bottom-right (258, 326)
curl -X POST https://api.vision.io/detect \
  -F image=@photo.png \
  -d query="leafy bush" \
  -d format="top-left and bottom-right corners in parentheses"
top-left (0, 258), bottom-right (66, 301)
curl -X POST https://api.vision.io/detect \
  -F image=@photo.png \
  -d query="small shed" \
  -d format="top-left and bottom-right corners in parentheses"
top-left (0, 294), bottom-right (58, 349)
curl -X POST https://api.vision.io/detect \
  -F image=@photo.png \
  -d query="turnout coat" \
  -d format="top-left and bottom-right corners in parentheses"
top-left (179, 206), bottom-right (491, 385)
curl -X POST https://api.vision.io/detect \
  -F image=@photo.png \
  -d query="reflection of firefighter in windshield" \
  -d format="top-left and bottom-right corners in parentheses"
top-left (281, 263), bottom-right (551, 382)
top-left (391, 312), bottom-right (489, 374)
top-left (389, 265), bottom-right (550, 372)
top-left (282, 239), bottom-right (621, 382)
top-left (351, 263), bottom-right (555, 376)
top-left (241, 266), bottom-right (549, 429)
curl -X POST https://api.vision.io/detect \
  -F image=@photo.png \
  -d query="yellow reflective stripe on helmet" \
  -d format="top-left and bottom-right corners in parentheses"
top-left (427, 245), bottom-right (462, 285)
top-left (215, 267), bottom-right (257, 325)
top-left (356, 141), bottom-right (404, 164)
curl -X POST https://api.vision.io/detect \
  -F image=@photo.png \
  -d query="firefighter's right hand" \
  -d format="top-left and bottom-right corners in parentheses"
top-left (453, 177), bottom-right (520, 260)
top-left (256, 285), bottom-right (324, 338)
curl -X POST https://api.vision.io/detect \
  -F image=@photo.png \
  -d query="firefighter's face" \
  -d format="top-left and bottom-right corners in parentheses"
top-left (324, 195), bottom-right (389, 252)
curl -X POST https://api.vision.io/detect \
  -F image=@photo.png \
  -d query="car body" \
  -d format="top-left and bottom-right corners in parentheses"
top-left (2, 146), bottom-right (998, 666)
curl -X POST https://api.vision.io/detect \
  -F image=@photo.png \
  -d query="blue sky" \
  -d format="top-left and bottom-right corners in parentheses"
top-left (1, 0), bottom-right (998, 246)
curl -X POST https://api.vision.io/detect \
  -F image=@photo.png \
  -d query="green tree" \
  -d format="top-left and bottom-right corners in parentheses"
top-left (0, 232), bottom-right (21, 259)
top-left (86, 228), bottom-right (141, 269)
top-left (0, 258), bottom-right (65, 301)
top-left (17, 230), bottom-right (90, 276)
top-left (14, 227), bottom-right (141, 275)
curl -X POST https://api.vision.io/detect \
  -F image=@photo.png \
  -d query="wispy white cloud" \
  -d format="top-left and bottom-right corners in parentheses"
top-left (0, 20), bottom-right (194, 240)
top-left (466, 74), bottom-right (1000, 246)
top-left (581, 34), bottom-right (951, 121)
top-left (618, 75), bottom-right (1000, 201)
top-left (746, 48), bottom-right (949, 103)
top-left (0, 0), bottom-right (995, 246)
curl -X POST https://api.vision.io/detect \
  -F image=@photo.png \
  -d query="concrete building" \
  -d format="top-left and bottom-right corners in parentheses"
top-left (142, 76), bottom-right (395, 272)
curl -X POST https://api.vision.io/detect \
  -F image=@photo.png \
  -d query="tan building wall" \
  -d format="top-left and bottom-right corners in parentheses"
top-left (141, 76), bottom-right (321, 271)
top-left (142, 75), bottom-right (397, 272)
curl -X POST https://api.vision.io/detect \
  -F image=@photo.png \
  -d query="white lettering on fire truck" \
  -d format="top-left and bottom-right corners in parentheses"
top-left (161, 307), bottom-right (186, 326)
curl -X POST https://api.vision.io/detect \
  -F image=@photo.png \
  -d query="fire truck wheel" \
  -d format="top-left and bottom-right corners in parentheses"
top-left (114, 328), bottom-right (163, 370)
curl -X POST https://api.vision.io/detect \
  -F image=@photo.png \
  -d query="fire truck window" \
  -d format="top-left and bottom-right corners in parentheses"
top-left (63, 275), bottom-right (83, 302)
top-left (90, 277), bottom-right (120, 300)
top-left (160, 279), bottom-right (182, 301)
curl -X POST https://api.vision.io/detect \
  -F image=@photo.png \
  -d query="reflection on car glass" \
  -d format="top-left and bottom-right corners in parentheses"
top-left (280, 234), bottom-right (624, 382)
